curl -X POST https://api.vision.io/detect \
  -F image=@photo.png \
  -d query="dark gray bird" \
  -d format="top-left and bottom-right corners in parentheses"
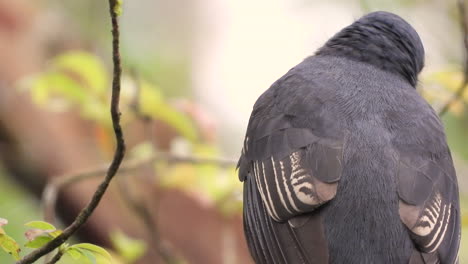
top-left (237, 11), bottom-right (461, 264)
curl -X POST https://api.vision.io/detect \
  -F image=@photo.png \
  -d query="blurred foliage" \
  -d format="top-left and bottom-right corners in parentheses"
top-left (23, 51), bottom-right (110, 124)
top-left (22, 50), bottom-right (240, 218)
top-left (0, 166), bottom-right (41, 263)
top-left (115, 0), bottom-right (123, 16)
top-left (359, 0), bottom-right (427, 11)
top-left (0, 219), bottom-right (21, 260)
top-left (110, 230), bottom-right (147, 263)
top-left (137, 80), bottom-right (197, 141)
top-left (461, 195), bottom-right (468, 262)
top-left (130, 141), bottom-right (242, 217)
top-left (424, 69), bottom-right (468, 115)
top-left (21, 51), bottom-right (197, 140)
top-left (0, 218), bottom-right (113, 263)
top-left (442, 113), bottom-right (468, 160)
top-left (422, 69), bottom-right (468, 160)
top-left (12, 49), bottom-right (241, 262)
top-left (46, 0), bottom-right (192, 97)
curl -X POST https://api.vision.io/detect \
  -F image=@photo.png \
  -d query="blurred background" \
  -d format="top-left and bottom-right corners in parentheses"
top-left (0, 0), bottom-right (466, 263)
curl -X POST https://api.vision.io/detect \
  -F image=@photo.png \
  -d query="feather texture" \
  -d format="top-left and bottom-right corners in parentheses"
top-left (238, 11), bottom-right (460, 264)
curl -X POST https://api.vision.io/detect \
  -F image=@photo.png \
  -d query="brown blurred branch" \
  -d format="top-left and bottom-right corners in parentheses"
top-left (41, 152), bottom-right (236, 263)
top-left (116, 117), bottom-right (181, 264)
top-left (16, 0), bottom-right (126, 263)
top-left (42, 153), bottom-right (237, 224)
top-left (439, 0), bottom-right (468, 116)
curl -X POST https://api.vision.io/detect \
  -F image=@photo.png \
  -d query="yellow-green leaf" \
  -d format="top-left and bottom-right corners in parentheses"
top-left (82, 249), bottom-right (97, 264)
top-left (138, 81), bottom-right (197, 141)
top-left (0, 233), bottom-right (21, 260)
top-left (80, 98), bottom-right (111, 125)
top-left (72, 243), bottom-right (112, 261)
top-left (30, 72), bottom-right (88, 110)
top-left (110, 230), bottom-right (146, 262)
top-left (66, 247), bottom-right (84, 260)
top-left (24, 235), bottom-right (52, 249)
top-left (53, 51), bottom-right (108, 96)
top-left (24, 221), bottom-right (56, 231)
top-left (115, 0), bottom-right (123, 16)
top-left (49, 229), bottom-right (63, 238)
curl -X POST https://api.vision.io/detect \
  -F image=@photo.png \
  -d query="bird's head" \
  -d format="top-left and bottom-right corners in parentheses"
top-left (316, 11), bottom-right (425, 87)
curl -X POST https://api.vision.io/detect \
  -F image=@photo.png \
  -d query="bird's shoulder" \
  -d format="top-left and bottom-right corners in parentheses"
top-left (238, 64), bottom-right (345, 222)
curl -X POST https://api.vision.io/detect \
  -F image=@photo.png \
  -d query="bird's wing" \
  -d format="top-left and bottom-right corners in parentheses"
top-left (396, 113), bottom-right (461, 264)
top-left (242, 167), bottom-right (332, 264)
top-left (238, 77), bottom-right (344, 263)
top-left (238, 115), bottom-right (343, 263)
top-left (239, 112), bottom-right (343, 222)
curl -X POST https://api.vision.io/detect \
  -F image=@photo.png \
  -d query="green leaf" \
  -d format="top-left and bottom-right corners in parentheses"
top-left (53, 51), bottom-right (108, 96)
top-left (79, 98), bottom-right (111, 125)
top-left (423, 69), bottom-right (468, 115)
top-left (0, 233), bottom-right (21, 260)
top-left (24, 235), bottom-right (52, 249)
top-left (29, 72), bottom-right (88, 110)
top-left (49, 229), bottom-right (63, 238)
top-left (72, 243), bottom-right (112, 261)
top-left (115, 0), bottom-right (123, 16)
top-left (138, 81), bottom-right (197, 141)
top-left (81, 249), bottom-right (97, 264)
top-left (110, 230), bottom-right (146, 262)
top-left (65, 247), bottom-right (84, 260)
top-left (24, 221), bottom-right (56, 231)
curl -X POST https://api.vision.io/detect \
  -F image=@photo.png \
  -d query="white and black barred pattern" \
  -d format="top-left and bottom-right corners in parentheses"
top-left (411, 192), bottom-right (452, 253)
top-left (252, 150), bottom-right (337, 222)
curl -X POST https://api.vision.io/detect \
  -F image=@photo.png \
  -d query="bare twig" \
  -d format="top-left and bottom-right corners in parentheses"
top-left (42, 160), bottom-right (137, 224)
top-left (439, 0), bottom-right (468, 116)
top-left (116, 118), bottom-right (183, 263)
top-left (117, 176), bottom-right (181, 264)
top-left (16, 1), bottom-right (126, 263)
top-left (45, 250), bottom-right (63, 264)
top-left (40, 151), bottom-right (235, 263)
top-left (42, 153), bottom-right (237, 225)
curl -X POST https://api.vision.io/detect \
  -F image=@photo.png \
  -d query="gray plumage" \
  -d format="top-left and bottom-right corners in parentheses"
top-left (238, 11), bottom-right (461, 264)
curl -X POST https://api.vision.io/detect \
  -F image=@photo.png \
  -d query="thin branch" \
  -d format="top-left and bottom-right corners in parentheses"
top-left (42, 160), bottom-right (140, 224)
top-left (117, 177), bottom-right (181, 264)
top-left (40, 151), bottom-right (235, 263)
top-left (439, 0), bottom-right (468, 116)
top-left (45, 250), bottom-right (63, 264)
top-left (116, 119), bottom-right (182, 263)
top-left (42, 153), bottom-right (237, 225)
top-left (16, 1), bottom-right (126, 263)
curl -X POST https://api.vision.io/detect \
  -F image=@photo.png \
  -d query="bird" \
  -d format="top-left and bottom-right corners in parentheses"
top-left (237, 11), bottom-right (461, 264)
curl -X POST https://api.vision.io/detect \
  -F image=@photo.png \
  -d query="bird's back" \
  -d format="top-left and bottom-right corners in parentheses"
top-left (310, 56), bottom-right (420, 263)
top-left (239, 11), bottom-right (460, 264)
